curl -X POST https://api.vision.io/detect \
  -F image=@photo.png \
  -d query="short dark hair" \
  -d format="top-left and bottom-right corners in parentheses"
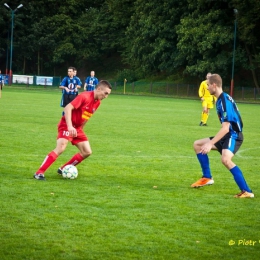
top-left (97, 80), bottom-right (112, 89)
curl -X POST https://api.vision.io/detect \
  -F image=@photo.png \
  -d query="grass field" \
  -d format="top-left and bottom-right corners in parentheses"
top-left (0, 88), bottom-right (259, 260)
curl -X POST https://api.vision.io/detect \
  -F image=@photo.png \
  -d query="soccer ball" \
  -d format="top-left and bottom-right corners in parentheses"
top-left (62, 165), bottom-right (78, 179)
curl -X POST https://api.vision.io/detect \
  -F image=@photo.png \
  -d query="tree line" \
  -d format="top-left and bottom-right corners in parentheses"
top-left (0, 0), bottom-right (260, 87)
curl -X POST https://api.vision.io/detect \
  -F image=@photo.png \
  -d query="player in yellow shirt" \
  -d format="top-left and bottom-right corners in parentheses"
top-left (198, 72), bottom-right (216, 126)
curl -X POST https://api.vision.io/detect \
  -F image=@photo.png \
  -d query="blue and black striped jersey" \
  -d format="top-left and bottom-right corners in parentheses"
top-left (60, 76), bottom-right (81, 95)
top-left (216, 92), bottom-right (243, 138)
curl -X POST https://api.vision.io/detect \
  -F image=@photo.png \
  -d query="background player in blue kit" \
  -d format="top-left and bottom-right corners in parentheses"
top-left (60, 67), bottom-right (81, 107)
top-left (84, 71), bottom-right (98, 91)
top-left (73, 67), bottom-right (82, 94)
top-left (191, 74), bottom-right (254, 198)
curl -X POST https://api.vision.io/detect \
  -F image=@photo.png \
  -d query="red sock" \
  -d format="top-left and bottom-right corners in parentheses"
top-left (61, 153), bottom-right (84, 169)
top-left (36, 151), bottom-right (58, 174)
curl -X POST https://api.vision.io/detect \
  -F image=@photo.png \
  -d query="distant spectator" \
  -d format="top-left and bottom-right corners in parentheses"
top-left (84, 71), bottom-right (98, 91)
top-left (0, 69), bottom-right (4, 90)
top-left (0, 70), bottom-right (4, 98)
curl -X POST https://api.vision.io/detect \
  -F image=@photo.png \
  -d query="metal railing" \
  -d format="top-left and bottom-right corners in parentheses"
top-left (2, 76), bottom-right (260, 102)
top-left (112, 81), bottom-right (260, 101)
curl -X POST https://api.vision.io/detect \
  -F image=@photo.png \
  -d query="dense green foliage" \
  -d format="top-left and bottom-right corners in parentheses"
top-left (1, 0), bottom-right (260, 86)
top-left (0, 88), bottom-right (260, 259)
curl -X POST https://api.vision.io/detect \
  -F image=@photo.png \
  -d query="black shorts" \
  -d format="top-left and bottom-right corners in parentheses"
top-left (61, 93), bottom-right (77, 107)
top-left (210, 132), bottom-right (243, 155)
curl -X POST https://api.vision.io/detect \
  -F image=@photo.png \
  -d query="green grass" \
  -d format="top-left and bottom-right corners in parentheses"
top-left (0, 88), bottom-right (260, 260)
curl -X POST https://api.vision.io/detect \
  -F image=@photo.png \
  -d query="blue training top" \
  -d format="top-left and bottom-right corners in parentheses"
top-left (216, 92), bottom-right (243, 138)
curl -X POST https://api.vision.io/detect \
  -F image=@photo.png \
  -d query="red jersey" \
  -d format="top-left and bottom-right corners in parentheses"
top-left (58, 91), bottom-right (100, 128)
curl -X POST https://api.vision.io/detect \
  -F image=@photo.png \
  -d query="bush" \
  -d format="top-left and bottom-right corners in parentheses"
top-left (116, 69), bottom-right (144, 83)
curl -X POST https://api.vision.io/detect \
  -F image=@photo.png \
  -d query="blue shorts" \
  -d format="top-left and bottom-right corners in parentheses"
top-left (210, 132), bottom-right (243, 155)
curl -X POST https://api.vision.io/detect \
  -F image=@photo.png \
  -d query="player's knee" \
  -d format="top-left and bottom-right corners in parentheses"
top-left (55, 147), bottom-right (65, 156)
top-left (193, 140), bottom-right (200, 152)
top-left (221, 157), bottom-right (231, 167)
top-left (82, 149), bottom-right (92, 158)
top-left (54, 144), bottom-right (67, 155)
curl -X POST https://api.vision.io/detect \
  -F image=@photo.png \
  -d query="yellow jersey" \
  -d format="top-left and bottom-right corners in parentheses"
top-left (198, 80), bottom-right (211, 98)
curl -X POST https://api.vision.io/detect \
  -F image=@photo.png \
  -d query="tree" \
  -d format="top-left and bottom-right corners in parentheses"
top-left (123, 0), bottom-right (186, 77)
top-left (230, 0), bottom-right (260, 89)
top-left (1, 0), bottom-right (260, 87)
top-left (176, 1), bottom-right (235, 79)
top-left (78, 0), bottom-right (135, 66)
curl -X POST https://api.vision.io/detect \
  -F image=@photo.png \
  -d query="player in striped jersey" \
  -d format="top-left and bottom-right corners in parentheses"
top-left (191, 74), bottom-right (254, 198)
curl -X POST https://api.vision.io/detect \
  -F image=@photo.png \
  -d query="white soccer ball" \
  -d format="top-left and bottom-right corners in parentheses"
top-left (62, 165), bottom-right (78, 179)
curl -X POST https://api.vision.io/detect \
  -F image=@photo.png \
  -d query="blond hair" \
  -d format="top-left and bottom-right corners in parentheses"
top-left (208, 74), bottom-right (222, 87)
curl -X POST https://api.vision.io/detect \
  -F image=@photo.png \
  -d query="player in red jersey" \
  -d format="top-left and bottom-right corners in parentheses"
top-left (34, 80), bottom-right (112, 180)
